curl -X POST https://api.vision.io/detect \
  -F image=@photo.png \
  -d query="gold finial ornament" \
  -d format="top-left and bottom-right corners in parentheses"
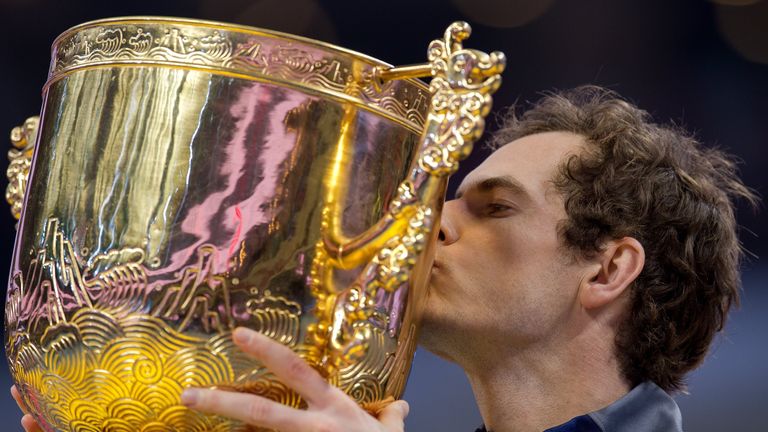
top-left (421, 21), bottom-right (505, 176)
top-left (6, 116), bottom-right (38, 221)
top-left (5, 17), bottom-right (504, 431)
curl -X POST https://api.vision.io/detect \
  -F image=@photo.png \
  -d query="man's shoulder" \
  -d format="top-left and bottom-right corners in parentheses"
top-left (585, 381), bottom-right (683, 432)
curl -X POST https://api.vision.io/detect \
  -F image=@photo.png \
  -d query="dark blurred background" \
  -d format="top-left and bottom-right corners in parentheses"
top-left (0, 0), bottom-right (766, 430)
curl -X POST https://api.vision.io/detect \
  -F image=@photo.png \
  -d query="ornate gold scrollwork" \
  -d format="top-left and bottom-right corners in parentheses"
top-left (6, 116), bottom-right (38, 221)
top-left (311, 21), bottom-right (506, 373)
top-left (420, 21), bottom-right (505, 176)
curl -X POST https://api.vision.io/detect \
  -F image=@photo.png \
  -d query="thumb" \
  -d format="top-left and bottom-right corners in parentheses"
top-left (11, 386), bottom-right (28, 414)
top-left (378, 400), bottom-right (409, 431)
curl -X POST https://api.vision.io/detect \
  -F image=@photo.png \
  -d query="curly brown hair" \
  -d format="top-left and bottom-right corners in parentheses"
top-left (490, 86), bottom-right (758, 392)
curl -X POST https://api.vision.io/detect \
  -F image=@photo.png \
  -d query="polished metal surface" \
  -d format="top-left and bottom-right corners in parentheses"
top-left (5, 17), bottom-right (504, 431)
top-left (49, 16), bottom-right (430, 134)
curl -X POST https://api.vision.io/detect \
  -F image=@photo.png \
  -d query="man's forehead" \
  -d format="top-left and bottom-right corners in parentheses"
top-left (455, 173), bottom-right (529, 199)
top-left (456, 143), bottom-right (533, 194)
top-left (493, 131), bottom-right (585, 159)
top-left (456, 132), bottom-right (585, 198)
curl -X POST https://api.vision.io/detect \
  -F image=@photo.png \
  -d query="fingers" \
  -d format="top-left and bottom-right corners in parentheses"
top-left (21, 414), bottom-right (43, 432)
top-left (181, 388), bottom-right (311, 431)
top-left (378, 400), bottom-right (409, 431)
top-left (12, 387), bottom-right (42, 432)
top-left (11, 385), bottom-right (28, 414)
top-left (185, 330), bottom-right (405, 431)
top-left (232, 327), bottom-right (332, 407)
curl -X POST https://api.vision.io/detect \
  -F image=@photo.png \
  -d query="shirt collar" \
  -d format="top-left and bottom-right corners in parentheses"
top-left (476, 381), bottom-right (683, 432)
top-left (584, 381), bottom-right (683, 432)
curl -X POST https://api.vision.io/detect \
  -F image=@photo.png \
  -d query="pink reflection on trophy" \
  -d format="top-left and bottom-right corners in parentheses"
top-left (157, 84), bottom-right (314, 277)
top-left (371, 282), bottom-right (408, 338)
top-left (388, 285), bottom-right (408, 337)
top-left (228, 205), bottom-right (243, 265)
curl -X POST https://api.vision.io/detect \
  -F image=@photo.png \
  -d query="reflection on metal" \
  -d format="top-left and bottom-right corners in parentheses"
top-left (50, 17), bottom-right (429, 133)
top-left (5, 17), bottom-right (504, 431)
top-left (715, 1), bottom-right (768, 64)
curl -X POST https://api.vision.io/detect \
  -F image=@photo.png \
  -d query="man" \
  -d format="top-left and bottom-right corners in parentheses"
top-left (13, 86), bottom-right (757, 431)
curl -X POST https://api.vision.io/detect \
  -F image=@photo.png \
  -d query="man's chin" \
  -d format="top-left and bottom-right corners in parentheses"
top-left (416, 306), bottom-right (457, 361)
top-left (417, 325), bottom-right (461, 364)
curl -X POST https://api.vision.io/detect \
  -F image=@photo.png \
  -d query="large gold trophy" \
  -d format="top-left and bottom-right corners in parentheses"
top-left (5, 17), bottom-right (504, 431)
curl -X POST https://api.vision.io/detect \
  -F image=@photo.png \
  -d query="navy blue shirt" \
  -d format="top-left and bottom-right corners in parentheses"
top-left (475, 382), bottom-right (683, 432)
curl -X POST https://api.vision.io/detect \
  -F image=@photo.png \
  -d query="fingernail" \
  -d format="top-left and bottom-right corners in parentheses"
top-left (21, 414), bottom-right (37, 432)
top-left (399, 401), bottom-right (410, 416)
top-left (181, 389), bottom-right (199, 406)
top-left (233, 327), bottom-right (254, 344)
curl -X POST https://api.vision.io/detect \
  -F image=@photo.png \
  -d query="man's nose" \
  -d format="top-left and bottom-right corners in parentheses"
top-left (437, 199), bottom-right (460, 245)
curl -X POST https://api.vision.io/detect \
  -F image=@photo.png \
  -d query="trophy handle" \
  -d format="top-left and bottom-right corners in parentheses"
top-left (6, 116), bottom-right (39, 222)
top-left (310, 22), bottom-right (506, 372)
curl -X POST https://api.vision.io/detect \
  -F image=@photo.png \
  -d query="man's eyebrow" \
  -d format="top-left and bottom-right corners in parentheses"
top-left (455, 175), bottom-right (530, 199)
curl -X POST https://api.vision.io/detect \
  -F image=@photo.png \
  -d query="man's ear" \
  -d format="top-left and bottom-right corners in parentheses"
top-left (579, 237), bottom-right (645, 310)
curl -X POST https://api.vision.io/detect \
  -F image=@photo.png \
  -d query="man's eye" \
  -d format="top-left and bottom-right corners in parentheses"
top-left (486, 203), bottom-right (514, 216)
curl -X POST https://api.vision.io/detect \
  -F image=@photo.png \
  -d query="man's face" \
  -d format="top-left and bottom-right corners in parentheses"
top-left (420, 131), bottom-right (590, 361)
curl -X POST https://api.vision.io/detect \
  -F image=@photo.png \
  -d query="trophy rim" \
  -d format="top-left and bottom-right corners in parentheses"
top-left (51, 16), bottom-right (409, 73)
top-left (47, 16), bottom-right (431, 133)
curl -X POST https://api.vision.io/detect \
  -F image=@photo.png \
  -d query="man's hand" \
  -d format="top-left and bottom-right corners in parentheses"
top-left (11, 385), bottom-right (42, 432)
top-left (181, 327), bottom-right (409, 432)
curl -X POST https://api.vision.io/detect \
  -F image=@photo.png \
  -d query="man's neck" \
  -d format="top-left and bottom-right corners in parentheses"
top-left (461, 321), bottom-right (631, 432)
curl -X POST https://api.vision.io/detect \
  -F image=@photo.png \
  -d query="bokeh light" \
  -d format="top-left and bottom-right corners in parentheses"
top-left (451, 0), bottom-right (556, 28)
top-left (709, 0), bottom-right (762, 6)
top-left (715, 0), bottom-right (768, 64)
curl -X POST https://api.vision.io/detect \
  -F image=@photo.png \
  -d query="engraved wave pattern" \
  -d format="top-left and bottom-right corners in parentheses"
top-left (85, 262), bottom-right (149, 310)
top-left (68, 47), bottom-right (224, 69)
top-left (262, 62), bottom-right (347, 92)
top-left (62, 43), bottom-right (349, 98)
top-left (337, 323), bottom-right (395, 404)
top-left (251, 308), bottom-right (300, 346)
top-left (374, 96), bottom-right (427, 129)
top-left (8, 309), bottom-right (301, 431)
top-left (246, 294), bottom-right (302, 347)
